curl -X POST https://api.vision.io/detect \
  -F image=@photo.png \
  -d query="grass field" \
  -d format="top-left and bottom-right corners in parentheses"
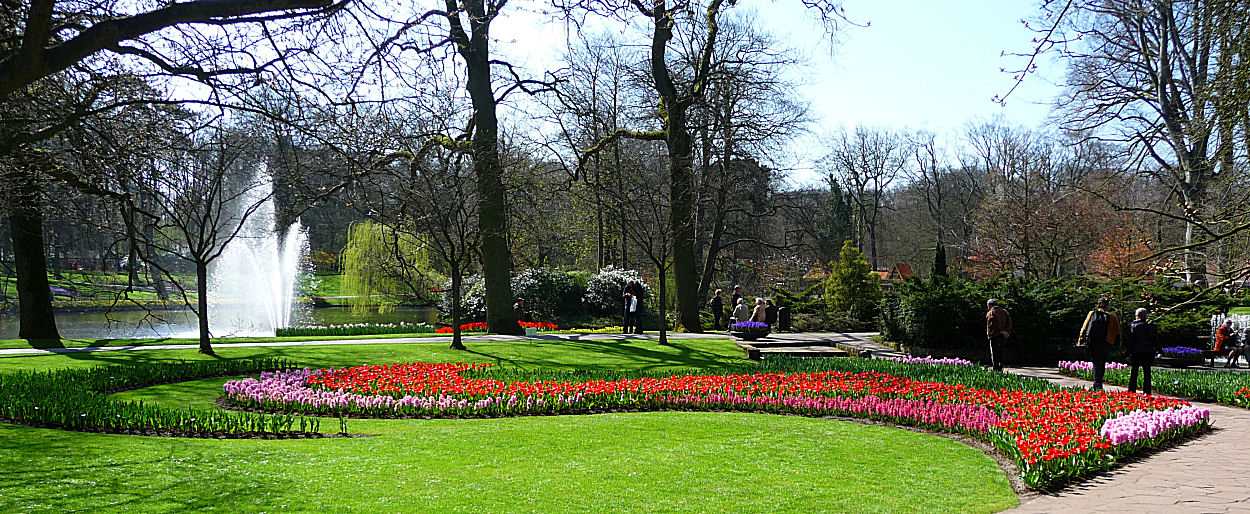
top-left (0, 339), bottom-right (1018, 512)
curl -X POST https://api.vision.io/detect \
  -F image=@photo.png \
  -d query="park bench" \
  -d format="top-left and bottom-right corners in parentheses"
top-left (1195, 335), bottom-right (1220, 367)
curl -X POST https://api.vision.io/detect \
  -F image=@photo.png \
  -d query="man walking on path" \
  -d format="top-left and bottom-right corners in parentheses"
top-left (985, 299), bottom-right (1013, 372)
top-left (1079, 297), bottom-right (1121, 390)
top-left (1126, 307), bottom-right (1158, 395)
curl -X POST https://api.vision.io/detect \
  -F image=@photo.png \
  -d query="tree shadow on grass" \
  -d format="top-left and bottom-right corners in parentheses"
top-left (23, 338), bottom-right (63, 349)
top-left (0, 424), bottom-right (287, 512)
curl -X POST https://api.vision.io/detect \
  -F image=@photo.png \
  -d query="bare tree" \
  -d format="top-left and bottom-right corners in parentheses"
top-left (825, 125), bottom-right (905, 269)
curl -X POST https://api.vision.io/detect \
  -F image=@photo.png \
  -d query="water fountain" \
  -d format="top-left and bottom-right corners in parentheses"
top-left (207, 171), bottom-right (308, 337)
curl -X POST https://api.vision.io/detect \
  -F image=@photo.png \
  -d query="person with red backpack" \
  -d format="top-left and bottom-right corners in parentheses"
top-left (1079, 297), bottom-right (1121, 390)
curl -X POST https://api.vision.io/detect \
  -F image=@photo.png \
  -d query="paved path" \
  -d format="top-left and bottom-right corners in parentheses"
top-left (1006, 366), bottom-right (1250, 513)
top-left (731, 332), bottom-right (888, 360)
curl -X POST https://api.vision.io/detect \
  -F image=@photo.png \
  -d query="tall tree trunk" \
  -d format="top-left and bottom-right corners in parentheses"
top-left (195, 260), bottom-right (213, 354)
top-left (666, 104), bottom-right (701, 333)
top-left (10, 174), bottom-right (60, 341)
top-left (460, 10), bottom-right (520, 336)
top-left (657, 262), bottom-right (668, 345)
top-left (449, 267), bottom-right (465, 350)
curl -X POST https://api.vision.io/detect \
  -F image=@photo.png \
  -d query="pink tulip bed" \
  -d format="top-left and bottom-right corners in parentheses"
top-left (222, 359), bottom-right (1211, 489)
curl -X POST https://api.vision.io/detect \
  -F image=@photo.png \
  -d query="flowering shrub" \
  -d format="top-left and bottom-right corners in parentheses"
top-left (884, 356), bottom-right (975, 366)
top-left (434, 321), bottom-right (559, 334)
top-left (1160, 346), bottom-right (1204, 357)
top-left (730, 321), bottom-right (770, 333)
top-left (583, 266), bottom-right (650, 315)
top-left (224, 361), bottom-right (1210, 488)
top-left (1058, 361), bottom-right (1129, 372)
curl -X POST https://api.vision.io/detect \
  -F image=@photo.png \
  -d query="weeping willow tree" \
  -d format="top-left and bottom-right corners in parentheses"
top-left (340, 221), bottom-right (440, 315)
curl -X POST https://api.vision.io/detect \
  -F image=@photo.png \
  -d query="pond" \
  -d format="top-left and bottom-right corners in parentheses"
top-left (0, 306), bottom-right (439, 340)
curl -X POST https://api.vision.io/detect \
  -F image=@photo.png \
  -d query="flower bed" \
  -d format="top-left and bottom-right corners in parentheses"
top-left (434, 321), bottom-right (559, 334)
top-left (729, 321), bottom-right (769, 340)
top-left (1058, 361), bottom-right (1129, 372)
top-left (884, 356), bottom-right (975, 366)
top-left (276, 322), bottom-right (435, 337)
top-left (576, 326), bottom-right (625, 333)
top-left (1, 357), bottom-right (325, 437)
top-left (223, 361), bottom-right (1209, 488)
top-left (1058, 365), bottom-right (1250, 408)
top-left (1161, 346), bottom-right (1204, 358)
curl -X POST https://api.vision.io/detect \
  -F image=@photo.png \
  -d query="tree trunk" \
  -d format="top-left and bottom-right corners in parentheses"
top-left (195, 260), bottom-right (213, 354)
top-left (657, 263), bottom-right (668, 346)
top-left (10, 176), bottom-right (60, 341)
top-left (666, 104), bottom-right (701, 333)
top-left (461, 8), bottom-right (520, 336)
top-left (449, 267), bottom-right (465, 350)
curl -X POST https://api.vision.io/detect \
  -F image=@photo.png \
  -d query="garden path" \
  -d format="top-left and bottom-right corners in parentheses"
top-left (1007, 366), bottom-right (1250, 513)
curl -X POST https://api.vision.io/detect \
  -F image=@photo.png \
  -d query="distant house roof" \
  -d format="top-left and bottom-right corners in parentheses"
top-left (802, 265), bottom-right (827, 281)
top-left (887, 263), bottom-right (914, 281)
top-left (873, 270), bottom-right (890, 281)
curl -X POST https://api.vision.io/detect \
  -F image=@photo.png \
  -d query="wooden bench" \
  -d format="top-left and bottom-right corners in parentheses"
top-left (1196, 335), bottom-right (1220, 367)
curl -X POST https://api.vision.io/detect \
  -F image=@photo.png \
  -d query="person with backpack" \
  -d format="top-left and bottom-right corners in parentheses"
top-left (1126, 307), bottom-right (1159, 395)
top-left (985, 299), bottom-right (1013, 372)
top-left (1079, 297), bottom-right (1121, 390)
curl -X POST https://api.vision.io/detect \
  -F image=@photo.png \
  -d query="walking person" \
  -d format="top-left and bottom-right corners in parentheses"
top-left (707, 289), bottom-right (725, 330)
top-left (730, 285), bottom-right (743, 315)
top-left (1126, 307), bottom-right (1158, 395)
top-left (1079, 298), bottom-right (1121, 390)
top-left (513, 298), bottom-right (529, 323)
top-left (750, 297), bottom-right (767, 323)
top-left (731, 298), bottom-right (750, 326)
top-left (985, 299), bottom-right (1013, 372)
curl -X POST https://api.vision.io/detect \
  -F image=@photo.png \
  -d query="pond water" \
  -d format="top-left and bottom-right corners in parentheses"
top-left (0, 306), bottom-right (439, 340)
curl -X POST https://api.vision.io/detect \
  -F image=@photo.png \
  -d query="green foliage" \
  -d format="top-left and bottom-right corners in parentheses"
top-left (822, 240), bottom-right (880, 321)
top-left (341, 222), bottom-right (440, 315)
top-left (879, 276), bottom-right (1249, 364)
top-left (512, 268), bottom-right (590, 320)
top-left (0, 358), bottom-right (322, 436)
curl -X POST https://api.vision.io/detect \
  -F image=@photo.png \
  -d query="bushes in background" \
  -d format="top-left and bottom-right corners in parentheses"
top-left (879, 276), bottom-right (1247, 364)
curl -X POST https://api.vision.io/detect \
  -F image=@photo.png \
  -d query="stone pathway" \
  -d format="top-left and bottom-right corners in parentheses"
top-left (1006, 366), bottom-right (1250, 513)
top-left (730, 331), bottom-right (899, 360)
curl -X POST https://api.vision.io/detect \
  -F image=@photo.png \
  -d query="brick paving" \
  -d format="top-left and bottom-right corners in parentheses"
top-left (1007, 366), bottom-right (1250, 513)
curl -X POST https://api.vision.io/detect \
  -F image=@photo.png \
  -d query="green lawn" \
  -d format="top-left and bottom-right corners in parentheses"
top-left (0, 339), bottom-right (1019, 512)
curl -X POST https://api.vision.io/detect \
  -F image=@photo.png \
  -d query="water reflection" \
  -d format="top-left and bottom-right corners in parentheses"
top-left (0, 306), bottom-right (439, 340)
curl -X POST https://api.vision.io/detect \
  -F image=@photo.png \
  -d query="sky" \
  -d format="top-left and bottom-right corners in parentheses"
top-left (494, 0), bottom-right (1067, 185)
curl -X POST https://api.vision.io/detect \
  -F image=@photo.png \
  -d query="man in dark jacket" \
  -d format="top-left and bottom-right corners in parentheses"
top-left (708, 289), bottom-right (725, 330)
top-left (1126, 307), bottom-right (1158, 395)
top-left (986, 299), bottom-right (1013, 372)
top-left (764, 299), bottom-right (778, 327)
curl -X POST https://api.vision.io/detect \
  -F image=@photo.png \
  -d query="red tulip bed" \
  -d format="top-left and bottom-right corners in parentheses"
top-left (222, 359), bottom-right (1210, 489)
top-left (434, 321), bottom-right (559, 334)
